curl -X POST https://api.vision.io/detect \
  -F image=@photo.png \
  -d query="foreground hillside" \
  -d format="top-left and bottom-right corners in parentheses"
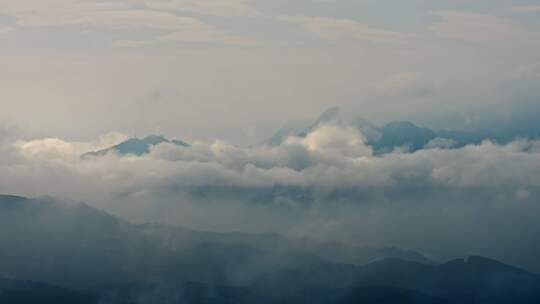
top-left (1, 195), bottom-right (539, 303)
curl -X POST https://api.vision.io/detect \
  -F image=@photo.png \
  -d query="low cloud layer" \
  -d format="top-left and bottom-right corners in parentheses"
top-left (1, 124), bottom-right (540, 270)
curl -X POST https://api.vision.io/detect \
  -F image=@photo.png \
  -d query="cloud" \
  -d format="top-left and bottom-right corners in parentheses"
top-left (3, 124), bottom-right (540, 207)
top-left (0, 0), bottom-right (259, 46)
top-left (112, 39), bottom-right (154, 48)
top-left (2, 124), bottom-right (540, 269)
top-left (425, 138), bottom-right (456, 149)
top-left (371, 72), bottom-right (435, 99)
top-left (114, 20), bottom-right (262, 47)
top-left (17, 138), bottom-right (80, 161)
top-left (288, 124), bottom-right (372, 158)
top-left (0, 26), bottom-right (13, 34)
top-left (144, 0), bottom-right (259, 17)
top-left (429, 11), bottom-right (538, 43)
top-left (512, 62), bottom-right (540, 81)
top-left (158, 25), bottom-right (262, 46)
top-left (13, 132), bottom-right (127, 162)
top-left (510, 5), bottom-right (540, 13)
top-left (15, 9), bottom-right (192, 29)
top-left (280, 15), bottom-right (414, 44)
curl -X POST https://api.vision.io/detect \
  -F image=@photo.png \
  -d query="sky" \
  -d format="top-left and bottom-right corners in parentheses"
top-left (1, 0), bottom-right (540, 143)
top-left (1, 0), bottom-right (540, 271)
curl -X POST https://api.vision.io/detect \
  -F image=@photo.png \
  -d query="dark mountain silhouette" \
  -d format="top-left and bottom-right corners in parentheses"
top-left (339, 285), bottom-right (448, 304)
top-left (355, 257), bottom-right (540, 303)
top-left (82, 135), bottom-right (189, 158)
top-left (0, 195), bottom-right (431, 288)
top-left (1, 194), bottom-right (539, 303)
top-left (251, 257), bottom-right (540, 304)
top-left (0, 278), bottom-right (98, 304)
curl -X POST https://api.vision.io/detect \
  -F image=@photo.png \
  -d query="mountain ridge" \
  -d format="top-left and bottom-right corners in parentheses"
top-left (82, 135), bottom-right (190, 158)
top-left (2, 194), bottom-right (539, 303)
top-left (263, 107), bottom-right (490, 153)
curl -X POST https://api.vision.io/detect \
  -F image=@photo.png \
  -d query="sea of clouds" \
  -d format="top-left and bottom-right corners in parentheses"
top-left (1, 124), bottom-right (540, 270)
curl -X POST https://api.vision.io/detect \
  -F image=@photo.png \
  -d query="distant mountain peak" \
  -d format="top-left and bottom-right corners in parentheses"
top-left (82, 135), bottom-right (190, 158)
top-left (141, 135), bottom-right (168, 144)
top-left (263, 107), bottom-right (495, 153)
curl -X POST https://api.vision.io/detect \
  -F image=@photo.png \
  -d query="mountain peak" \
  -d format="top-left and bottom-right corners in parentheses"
top-left (141, 135), bottom-right (168, 145)
top-left (377, 121), bottom-right (437, 153)
top-left (263, 107), bottom-right (494, 153)
top-left (82, 135), bottom-right (190, 158)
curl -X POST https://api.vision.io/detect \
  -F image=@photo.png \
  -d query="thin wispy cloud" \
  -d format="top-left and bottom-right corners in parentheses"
top-left (0, 26), bottom-right (13, 34)
top-left (430, 11), bottom-right (539, 44)
top-left (144, 0), bottom-right (260, 17)
top-left (0, 0), bottom-right (261, 46)
top-left (510, 5), bottom-right (540, 13)
top-left (280, 15), bottom-right (415, 44)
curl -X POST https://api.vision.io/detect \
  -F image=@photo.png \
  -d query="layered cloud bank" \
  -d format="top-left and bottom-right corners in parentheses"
top-left (1, 124), bottom-right (540, 270)
top-left (5, 124), bottom-right (538, 199)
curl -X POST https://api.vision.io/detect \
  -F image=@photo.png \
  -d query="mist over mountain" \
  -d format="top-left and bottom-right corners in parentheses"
top-left (79, 107), bottom-right (534, 159)
top-left (0, 195), bottom-right (434, 288)
top-left (2, 106), bottom-right (540, 274)
top-left (263, 107), bottom-right (498, 153)
top-left (1, 194), bottom-right (540, 304)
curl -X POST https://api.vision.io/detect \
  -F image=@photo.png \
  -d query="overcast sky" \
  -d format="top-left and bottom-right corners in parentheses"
top-left (1, 0), bottom-right (540, 143)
